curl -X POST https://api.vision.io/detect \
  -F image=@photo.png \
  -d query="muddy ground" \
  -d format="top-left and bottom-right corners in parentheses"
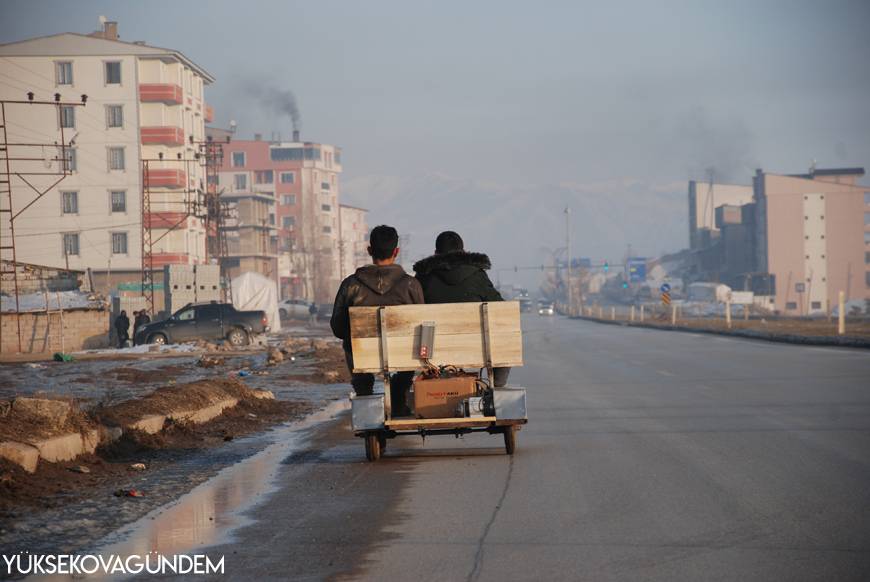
top-left (0, 331), bottom-right (353, 555)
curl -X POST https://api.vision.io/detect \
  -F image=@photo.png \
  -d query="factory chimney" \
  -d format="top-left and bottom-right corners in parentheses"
top-left (292, 130), bottom-right (300, 142)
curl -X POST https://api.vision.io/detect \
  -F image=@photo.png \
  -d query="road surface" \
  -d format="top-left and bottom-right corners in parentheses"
top-left (157, 315), bottom-right (870, 581)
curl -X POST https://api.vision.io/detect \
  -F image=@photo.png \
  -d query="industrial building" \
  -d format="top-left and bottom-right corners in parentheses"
top-left (687, 167), bottom-right (870, 315)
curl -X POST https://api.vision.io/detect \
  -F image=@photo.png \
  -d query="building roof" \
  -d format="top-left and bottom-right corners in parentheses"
top-left (0, 32), bottom-right (214, 83)
top-left (339, 203), bottom-right (369, 213)
top-left (786, 167), bottom-right (865, 179)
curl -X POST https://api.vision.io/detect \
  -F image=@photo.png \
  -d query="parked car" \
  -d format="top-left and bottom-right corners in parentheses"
top-left (537, 300), bottom-right (555, 316)
top-left (279, 298), bottom-right (313, 320)
top-left (134, 302), bottom-right (270, 347)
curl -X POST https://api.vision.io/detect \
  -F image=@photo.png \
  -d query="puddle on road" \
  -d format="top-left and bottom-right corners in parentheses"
top-left (25, 400), bottom-right (349, 581)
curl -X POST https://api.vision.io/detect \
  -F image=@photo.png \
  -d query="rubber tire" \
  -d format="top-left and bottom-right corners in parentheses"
top-left (279, 308), bottom-right (288, 319)
top-left (365, 433), bottom-right (381, 461)
top-left (227, 328), bottom-right (249, 347)
top-left (149, 333), bottom-right (167, 346)
top-left (503, 425), bottom-right (517, 455)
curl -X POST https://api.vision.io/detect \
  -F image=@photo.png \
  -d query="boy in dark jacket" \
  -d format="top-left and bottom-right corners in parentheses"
top-left (331, 225), bottom-right (424, 416)
top-left (413, 231), bottom-right (510, 387)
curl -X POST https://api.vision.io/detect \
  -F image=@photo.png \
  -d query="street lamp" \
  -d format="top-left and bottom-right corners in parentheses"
top-left (564, 207), bottom-right (572, 315)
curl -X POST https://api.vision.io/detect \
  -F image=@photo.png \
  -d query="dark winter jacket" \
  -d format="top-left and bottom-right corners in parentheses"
top-left (114, 314), bottom-right (130, 336)
top-left (413, 251), bottom-right (503, 304)
top-left (330, 264), bottom-right (424, 351)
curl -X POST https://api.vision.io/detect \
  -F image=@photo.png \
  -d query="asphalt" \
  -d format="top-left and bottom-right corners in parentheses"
top-left (155, 314), bottom-right (870, 581)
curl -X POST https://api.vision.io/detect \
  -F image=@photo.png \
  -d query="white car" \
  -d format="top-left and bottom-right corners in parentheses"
top-left (537, 301), bottom-right (555, 316)
top-left (279, 299), bottom-right (314, 320)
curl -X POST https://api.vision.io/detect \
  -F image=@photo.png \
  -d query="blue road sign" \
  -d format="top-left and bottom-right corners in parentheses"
top-left (660, 282), bottom-right (672, 293)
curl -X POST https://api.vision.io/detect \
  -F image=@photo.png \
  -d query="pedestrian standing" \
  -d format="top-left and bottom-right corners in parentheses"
top-left (308, 302), bottom-right (318, 327)
top-left (114, 310), bottom-right (130, 348)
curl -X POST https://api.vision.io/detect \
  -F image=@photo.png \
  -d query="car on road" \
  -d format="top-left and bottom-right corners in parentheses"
top-left (279, 298), bottom-right (314, 320)
top-left (537, 300), bottom-right (555, 316)
top-left (134, 302), bottom-right (270, 347)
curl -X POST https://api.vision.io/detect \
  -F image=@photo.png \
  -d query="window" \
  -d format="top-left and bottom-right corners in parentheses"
top-left (322, 226), bottom-right (332, 234)
top-left (105, 61), bottom-right (122, 84)
top-left (785, 302), bottom-right (797, 310)
top-left (867, 272), bottom-right (870, 287)
top-left (60, 106), bottom-right (75, 129)
top-left (106, 105), bottom-right (123, 128)
top-left (321, 204), bottom-right (331, 212)
top-left (321, 182), bottom-right (330, 190)
top-left (281, 194), bottom-right (296, 205)
top-left (61, 191), bottom-right (78, 214)
top-left (196, 305), bottom-right (221, 320)
top-left (255, 170), bottom-right (273, 184)
top-left (234, 174), bottom-right (247, 190)
top-left (232, 152), bottom-right (245, 167)
top-left (108, 147), bottom-right (125, 170)
top-left (269, 213), bottom-right (275, 225)
top-left (56, 61), bottom-right (73, 85)
top-left (335, 151), bottom-right (341, 164)
top-left (866, 251), bottom-right (870, 264)
top-left (280, 172), bottom-right (295, 184)
top-left (282, 216), bottom-right (296, 229)
top-left (62, 233), bottom-right (79, 256)
top-left (865, 212), bottom-right (870, 225)
top-left (111, 232), bottom-right (128, 255)
top-left (270, 147), bottom-right (320, 161)
top-left (811, 301), bottom-right (822, 310)
top-left (111, 190), bottom-right (126, 212)
top-left (865, 192), bottom-right (870, 205)
top-left (176, 307), bottom-right (194, 321)
top-left (63, 148), bottom-right (77, 172)
top-left (866, 232), bottom-right (870, 245)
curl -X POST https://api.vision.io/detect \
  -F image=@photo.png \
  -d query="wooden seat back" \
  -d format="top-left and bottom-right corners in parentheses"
top-left (349, 301), bottom-right (523, 373)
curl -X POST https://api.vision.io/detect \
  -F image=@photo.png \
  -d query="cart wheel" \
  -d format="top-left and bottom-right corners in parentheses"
top-left (503, 426), bottom-right (517, 455)
top-left (365, 433), bottom-right (381, 461)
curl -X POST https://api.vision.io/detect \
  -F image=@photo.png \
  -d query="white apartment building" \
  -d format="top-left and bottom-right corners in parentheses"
top-left (0, 21), bottom-right (214, 291)
top-left (339, 204), bottom-right (369, 277)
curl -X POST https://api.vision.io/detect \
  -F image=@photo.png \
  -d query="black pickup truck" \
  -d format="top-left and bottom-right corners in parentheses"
top-left (134, 302), bottom-right (270, 346)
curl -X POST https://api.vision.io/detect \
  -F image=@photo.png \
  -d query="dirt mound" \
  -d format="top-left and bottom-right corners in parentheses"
top-left (0, 397), bottom-right (96, 443)
top-left (94, 378), bottom-right (255, 428)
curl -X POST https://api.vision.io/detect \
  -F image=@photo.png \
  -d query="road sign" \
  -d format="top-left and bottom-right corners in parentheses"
top-left (661, 291), bottom-right (671, 306)
top-left (660, 283), bottom-right (671, 293)
top-left (627, 258), bottom-right (647, 283)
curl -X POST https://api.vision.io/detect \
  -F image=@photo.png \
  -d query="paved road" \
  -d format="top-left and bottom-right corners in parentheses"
top-left (185, 315), bottom-right (870, 581)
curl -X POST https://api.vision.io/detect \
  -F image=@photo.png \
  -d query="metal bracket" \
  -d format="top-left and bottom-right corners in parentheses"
top-left (481, 302), bottom-right (494, 385)
top-left (378, 306), bottom-right (392, 419)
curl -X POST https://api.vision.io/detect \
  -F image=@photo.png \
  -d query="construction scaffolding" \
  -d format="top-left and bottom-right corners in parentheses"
top-left (139, 135), bottom-right (232, 315)
top-left (0, 92), bottom-right (86, 352)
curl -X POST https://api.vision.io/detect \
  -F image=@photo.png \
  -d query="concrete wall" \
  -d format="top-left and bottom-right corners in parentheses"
top-left (1, 308), bottom-right (110, 354)
top-left (688, 181), bottom-right (753, 249)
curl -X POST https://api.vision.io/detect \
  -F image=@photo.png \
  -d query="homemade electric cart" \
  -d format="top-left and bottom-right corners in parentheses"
top-left (348, 301), bottom-right (527, 461)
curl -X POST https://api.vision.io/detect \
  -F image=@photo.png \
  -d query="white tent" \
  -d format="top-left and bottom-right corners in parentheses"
top-left (231, 272), bottom-right (281, 332)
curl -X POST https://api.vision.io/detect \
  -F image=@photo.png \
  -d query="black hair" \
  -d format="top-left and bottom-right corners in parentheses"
top-left (369, 225), bottom-right (399, 260)
top-left (435, 231), bottom-right (464, 254)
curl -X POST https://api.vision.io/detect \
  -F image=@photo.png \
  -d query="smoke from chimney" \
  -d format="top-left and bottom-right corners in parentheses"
top-left (251, 85), bottom-right (302, 136)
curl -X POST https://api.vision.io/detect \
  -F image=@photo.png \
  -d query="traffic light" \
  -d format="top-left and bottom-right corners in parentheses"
top-left (604, 261), bottom-right (609, 273)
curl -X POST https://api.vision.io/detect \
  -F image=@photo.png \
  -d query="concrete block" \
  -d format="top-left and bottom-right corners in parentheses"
top-left (0, 441), bottom-right (40, 473)
top-left (13, 397), bottom-right (72, 426)
top-left (170, 398), bottom-right (239, 424)
top-left (126, 414), bottom-right (166, 434)
top-left (28, 432), bottom-right (86, 463)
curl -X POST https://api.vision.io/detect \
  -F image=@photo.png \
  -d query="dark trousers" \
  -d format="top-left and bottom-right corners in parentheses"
top-left (345, 351), bottom-right (413, 415)
top-left (117, 332), bottom-right (129, 348)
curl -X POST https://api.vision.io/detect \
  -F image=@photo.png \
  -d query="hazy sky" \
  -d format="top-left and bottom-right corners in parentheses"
top-left (3, 0), bottom-right (869, 186)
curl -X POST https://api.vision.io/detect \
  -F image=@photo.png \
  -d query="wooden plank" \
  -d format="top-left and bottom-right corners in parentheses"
top-left (386, 417), bottom-right (497, 430)
top-left (349, 302), bottom-right (523, 373)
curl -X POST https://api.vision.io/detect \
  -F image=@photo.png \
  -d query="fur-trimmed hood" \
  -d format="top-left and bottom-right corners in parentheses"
top-left (413, 251), bottom-right (492, 276)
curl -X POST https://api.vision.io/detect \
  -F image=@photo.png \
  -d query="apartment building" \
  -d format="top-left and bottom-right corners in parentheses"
top-left (339, 204), bottom-right (369, 277)
top-left (0, 21), bottom-right (214, 292)
top-left (213, 133), bottom-right (343, 302)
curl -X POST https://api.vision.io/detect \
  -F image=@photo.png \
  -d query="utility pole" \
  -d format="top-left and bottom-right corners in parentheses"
top-left (564, 206), bottom-right (572, 315)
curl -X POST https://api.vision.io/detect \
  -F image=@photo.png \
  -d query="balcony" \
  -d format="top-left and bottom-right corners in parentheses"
top-left (139, 83), bottom-right (183, 105)
top-left (141, 126), bottom-right (185, 147)
top-left (144, 168), bottom-right (186, 189)
top-left (204, 104), bottom-right (214, 123)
